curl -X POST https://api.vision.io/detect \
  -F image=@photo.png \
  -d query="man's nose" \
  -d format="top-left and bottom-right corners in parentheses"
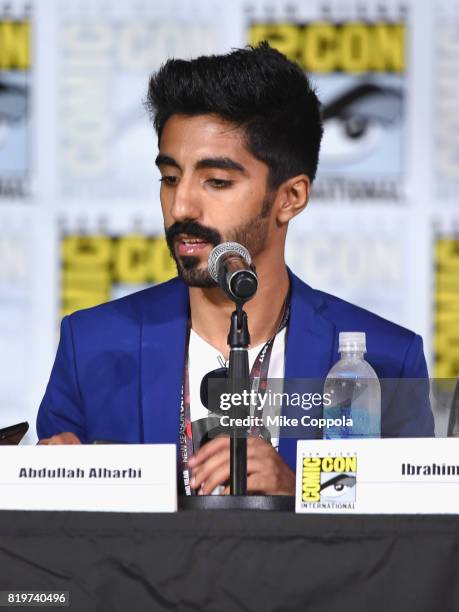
top-left (170, 177), bottom-right (201, 222)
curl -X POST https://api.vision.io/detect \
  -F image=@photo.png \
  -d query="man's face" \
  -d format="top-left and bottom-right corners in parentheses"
top-left (156, 114), bottom-right (274, 287)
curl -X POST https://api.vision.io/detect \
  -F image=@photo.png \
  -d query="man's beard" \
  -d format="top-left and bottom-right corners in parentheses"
top-left (165, 193), bottom-right (273, 287)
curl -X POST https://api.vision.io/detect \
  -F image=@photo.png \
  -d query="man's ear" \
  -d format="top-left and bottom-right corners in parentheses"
top-left (275, 174), bottom-right (310, 225)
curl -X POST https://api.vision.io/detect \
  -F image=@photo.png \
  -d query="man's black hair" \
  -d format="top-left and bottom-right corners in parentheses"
top-left (146, 42), bottom-right (323, 188)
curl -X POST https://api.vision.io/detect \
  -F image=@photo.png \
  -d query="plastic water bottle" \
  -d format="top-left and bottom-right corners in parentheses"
top-left (323, 332), bottom-right (381, 439)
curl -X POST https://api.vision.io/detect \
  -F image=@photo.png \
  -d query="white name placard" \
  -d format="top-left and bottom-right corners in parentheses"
top-left (0, 444), bottom-right (177, 512)
top-left (296, 438), bottom-right (459, 514)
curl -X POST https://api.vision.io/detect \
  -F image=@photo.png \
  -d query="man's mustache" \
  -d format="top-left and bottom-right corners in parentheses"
top-left (165, 221), bottom-right (222, 252)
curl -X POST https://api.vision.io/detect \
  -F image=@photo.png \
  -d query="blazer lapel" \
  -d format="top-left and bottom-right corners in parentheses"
top-left (279, 272), bottom-right (337, 470)
top-left (140, 278), bottom-right (189, 445)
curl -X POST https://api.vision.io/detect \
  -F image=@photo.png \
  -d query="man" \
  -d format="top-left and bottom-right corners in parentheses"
top-left (37, 43), bottom-right (434, 495)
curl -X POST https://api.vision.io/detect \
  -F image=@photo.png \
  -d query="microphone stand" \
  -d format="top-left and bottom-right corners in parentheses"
top-left (178, 247), bottom-right (294, 511)
top-left (179, 297), bottom-right (294, 510)
top-left (227, 301), bottom-right (251, 495)
top-left (179, 298), bottom-right (294, 510)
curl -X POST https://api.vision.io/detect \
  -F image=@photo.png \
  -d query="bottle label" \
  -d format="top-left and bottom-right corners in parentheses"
top-left (324, 406), bottom-right (380, 439)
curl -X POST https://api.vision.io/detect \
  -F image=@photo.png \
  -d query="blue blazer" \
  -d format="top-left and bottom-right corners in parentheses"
top-left (37, 272), bottom-right (434, 471)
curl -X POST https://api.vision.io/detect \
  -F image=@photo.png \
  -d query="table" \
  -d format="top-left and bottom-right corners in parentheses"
top-left (0, 510), bottom-right (458, 611)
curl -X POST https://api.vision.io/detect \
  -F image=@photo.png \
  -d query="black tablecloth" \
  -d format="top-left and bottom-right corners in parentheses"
top-left (0, 510), bottom-right (458, 612)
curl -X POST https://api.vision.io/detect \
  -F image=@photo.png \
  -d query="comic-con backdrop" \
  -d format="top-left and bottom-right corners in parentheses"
top-left (0, 0), bottom-right (458, 441)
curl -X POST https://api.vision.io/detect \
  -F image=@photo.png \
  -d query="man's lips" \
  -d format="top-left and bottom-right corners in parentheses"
top-left (175, 235), bottom-right (212, 256)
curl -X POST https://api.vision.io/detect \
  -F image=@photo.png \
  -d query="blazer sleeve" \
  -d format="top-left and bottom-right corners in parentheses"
top-left (36, 315), bottom-right (87, 442)
top-left (383, 334), bottom-right (435, 437)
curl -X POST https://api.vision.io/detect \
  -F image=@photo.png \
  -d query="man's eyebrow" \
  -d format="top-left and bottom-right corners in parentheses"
top-left (155, 154), bottom-right (181, 169)
top-left (155, 154), bottom-right (247, 174)
top-left (195, 157), bottom-right (246, 173)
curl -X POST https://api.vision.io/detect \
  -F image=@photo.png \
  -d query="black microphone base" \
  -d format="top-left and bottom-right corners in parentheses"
top-left (178, 495), bottom-right (294, 512)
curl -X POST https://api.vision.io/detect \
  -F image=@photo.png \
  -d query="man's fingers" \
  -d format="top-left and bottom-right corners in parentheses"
top-left (246, 457), bottom-right (265, 475)
top-left (189, 435), bottom-right (292, 495)
top-left (196, 464), bottom-right (230, 495)
top-left (220, 458), bottom-right (265, 495)
top-left (192, 455), bottom-right (228, 488)
top-left (191, 450), bottom-right (230, 490)
top-left (247, 462), bottom-right (295, 495)
top-left (190, 435), bottom-right (269, 468)
top-left (246, 473), bottom-right (268, 494)
top-left (38, 432), bottom-right (82, 445)
top-left (193, 451), bottom-right (272, 494)
top-left (188, 436), bottom-right (229, 467)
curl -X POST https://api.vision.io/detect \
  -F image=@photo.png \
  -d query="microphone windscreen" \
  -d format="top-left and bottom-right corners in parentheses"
top-left (207, 242), bottom-right (251, 282)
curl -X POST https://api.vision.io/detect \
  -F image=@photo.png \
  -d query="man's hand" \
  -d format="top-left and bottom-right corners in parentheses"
top-left (38, 432), bottom-right (82, 445)
top-left (188, 436), bottom-right (295, 496)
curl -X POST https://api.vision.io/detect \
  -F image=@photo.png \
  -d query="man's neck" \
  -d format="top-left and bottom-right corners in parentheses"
top-left (189, 263), bottom-right (290, 359)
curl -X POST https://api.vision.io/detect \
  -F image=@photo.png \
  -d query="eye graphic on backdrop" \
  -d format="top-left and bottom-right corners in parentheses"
top-left (320, 474), bottom-right (356, 503)
top-left (321, 82), bottom-right (402, 166)
top-left (0, 79), bottom-right (27, 149)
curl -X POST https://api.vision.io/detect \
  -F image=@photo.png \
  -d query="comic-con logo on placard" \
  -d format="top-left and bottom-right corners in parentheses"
top-left (0, 12), bottom-right (31, 198)
top-left (249, 13), bottom-right (406, 203)
top-left (302, 454), bottom-right (357, 509)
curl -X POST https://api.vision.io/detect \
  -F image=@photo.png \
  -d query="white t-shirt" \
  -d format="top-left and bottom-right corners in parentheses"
top-left (188, 327), bottom-right (286, 451)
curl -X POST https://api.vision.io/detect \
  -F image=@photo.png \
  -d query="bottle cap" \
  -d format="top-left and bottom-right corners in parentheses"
top-left (339, 332), bottom-right (366, 353)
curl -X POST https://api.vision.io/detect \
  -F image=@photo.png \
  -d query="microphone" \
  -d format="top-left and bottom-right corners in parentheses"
top-left (208, 242), bottom-right (258, 301)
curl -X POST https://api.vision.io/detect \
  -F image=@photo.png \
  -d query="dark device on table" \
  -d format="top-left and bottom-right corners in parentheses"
top-left (0, 421), bottom-right (29, 445)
